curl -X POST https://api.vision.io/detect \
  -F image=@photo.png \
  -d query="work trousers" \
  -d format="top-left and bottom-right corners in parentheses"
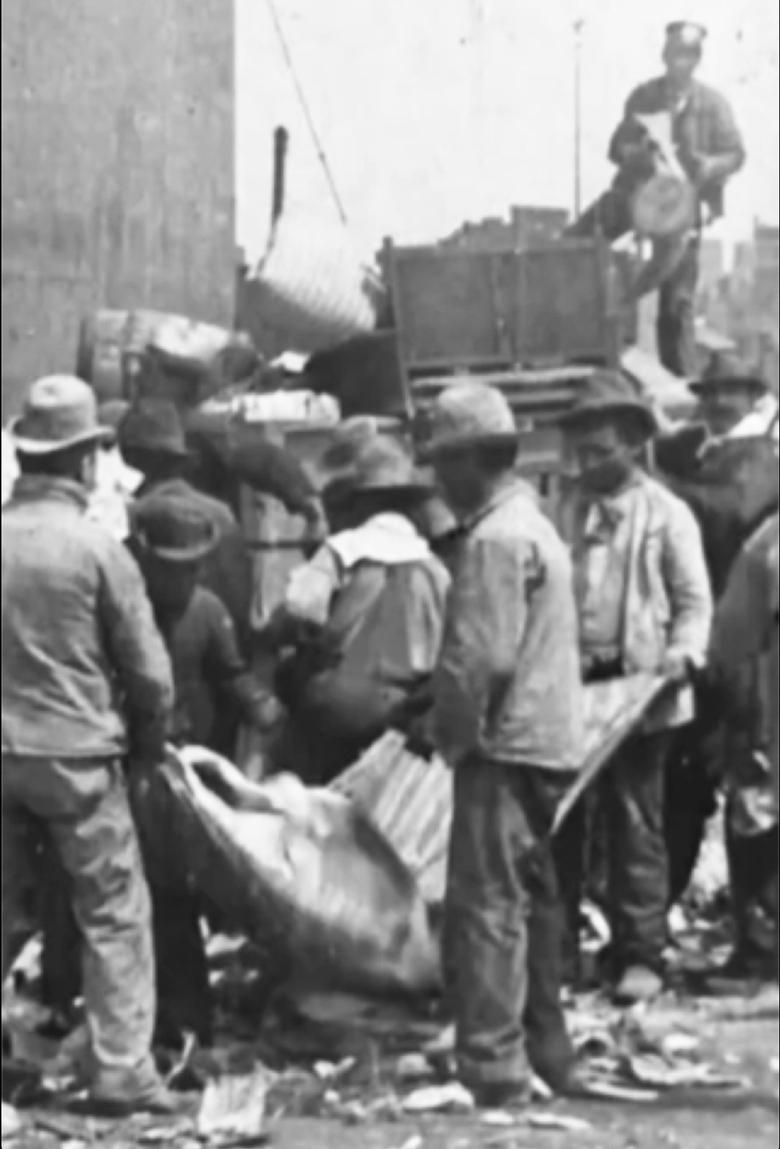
top-left (444, 757), bottom-right (575, 1092)
top-left (568, 187), bottom-right (700, 379)
top-left (726, 819), bottom-right (779, 971)
top-left (1, 756), bottom-right (158, 1085)
top-left (557, 731), bottom-right (673, 976)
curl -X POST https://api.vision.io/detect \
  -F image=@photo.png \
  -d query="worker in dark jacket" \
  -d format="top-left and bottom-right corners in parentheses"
top-left (119, 398), bottom-right (254, 757)
top-left (119, 398), bottom-right (253, 641)
top-left (129, 490), bottom-right (278, 1046)
top-left (2, 376), bottom-right (177, 1115)
top-left (425, 382), bottom-right (584, 1108)
top-left (132, 491), bottom-right (276, 751)
top-left (569, 22), bottom-right (745, 377)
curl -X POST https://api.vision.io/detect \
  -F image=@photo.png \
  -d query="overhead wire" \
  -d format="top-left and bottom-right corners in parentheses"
top-left (264, 0), bottom-right (349, 226)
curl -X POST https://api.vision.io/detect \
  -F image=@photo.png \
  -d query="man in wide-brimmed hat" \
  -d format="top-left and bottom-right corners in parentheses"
top-left (130, 490), bottom-right (278, 1047)
top-left (2, 376), bottom-right (179, 1115)
top-left (119, 398), bottom-right (252, 668)
top-left (556, 369), bottom-right (712, 1005)
top-left (569, 21), bottom-right (745, 378)
top-left (267, 433), bottom-right (451, 785)
top-left (688, 351), bottom-right (779, 442)
top-left (421, 381), bottom-right (584, 1107)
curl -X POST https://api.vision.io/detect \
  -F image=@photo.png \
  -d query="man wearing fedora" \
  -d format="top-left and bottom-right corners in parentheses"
top-left (688, 352), bottom-right (779, 445)
top-left (569, 21), bottom-right (745, 378)
top-left (557, 370), bottom-right (712, 1004)
top-left (2, 376), bottom-right (178, 1114)
top-left (423, 382), bottom-right (583, 1106)
top-left (267, 433), bottom-right (451, 785)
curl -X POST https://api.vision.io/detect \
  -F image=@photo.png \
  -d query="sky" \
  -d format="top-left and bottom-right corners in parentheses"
top-left (235, 0), bottom-right (779, 265)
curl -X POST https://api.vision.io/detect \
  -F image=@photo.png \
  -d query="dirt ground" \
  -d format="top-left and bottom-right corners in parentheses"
top-left (5, 1011), bottom-right (778, 1149)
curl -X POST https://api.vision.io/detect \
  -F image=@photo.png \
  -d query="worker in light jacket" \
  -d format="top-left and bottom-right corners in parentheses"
top-left (556, 370), bottom-right (713, 1005)
top-left (2, 376), bottom-right (178, 1116)
top-left (569, 22), bottom-right (745, 377)
top-left (425, 382), bottom-right (584, 1108)
top-left (267, 433), bottom-right (451, 785)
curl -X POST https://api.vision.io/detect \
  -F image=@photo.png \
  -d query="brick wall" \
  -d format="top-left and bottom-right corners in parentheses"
top-left (1, 0), bottom-right (235, 416)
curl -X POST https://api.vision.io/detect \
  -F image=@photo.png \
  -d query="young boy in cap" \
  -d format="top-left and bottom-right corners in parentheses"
top-left (556, 370), bottom-right (712, 1004)
top-left (422, 381), bottom-right (584, 1106)
top-left (569, 22), bottom-right (745, 377)
top-left (2, 376), bottom-right (178, 1114)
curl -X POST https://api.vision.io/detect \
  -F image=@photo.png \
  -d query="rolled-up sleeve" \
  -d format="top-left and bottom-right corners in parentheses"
top-left (662, 498), bottom-right (713, 668)
top-left (432, 537), bottom-right (527, 765)
top-left (98, 540), bottom-right (174, 759)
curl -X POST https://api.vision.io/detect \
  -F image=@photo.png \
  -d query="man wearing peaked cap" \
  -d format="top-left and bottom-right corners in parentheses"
top-left (422, 382), bottom-right (585, 1105)
top-left (569, 21), bottom-right (745, 378)
top-left (2, 376), bottom-right (179, 1114)
top-left (555, 369), bottom-right (712, 1005)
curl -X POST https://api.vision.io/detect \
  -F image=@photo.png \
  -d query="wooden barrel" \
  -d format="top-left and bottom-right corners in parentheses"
top-left (76, 309), bottom-right (241, 402)
top-left (76, 310), bottom-right (169, 401)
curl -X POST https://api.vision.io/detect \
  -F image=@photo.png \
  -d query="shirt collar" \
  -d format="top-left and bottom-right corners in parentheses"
top-left (328, 512), bottom-right (432, 569)
top-left (462, 478), bottom-right (536, 534)
top-left (7, 475), bottom-right (90, 511)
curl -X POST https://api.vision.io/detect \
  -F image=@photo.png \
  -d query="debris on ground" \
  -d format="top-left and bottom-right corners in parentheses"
top-left (527, 1112), bottom-right (594, 1133)
top-left (1, 1102), bottom-right (22, 1141)
top-left (196, 1063), bottom-right (274, 1144)
top-left (401, 1082), bottom-right (475, 1115)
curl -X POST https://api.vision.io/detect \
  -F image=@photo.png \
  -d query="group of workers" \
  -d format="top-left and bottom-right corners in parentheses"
top-left (2, 333), bottom-right (777, 1113)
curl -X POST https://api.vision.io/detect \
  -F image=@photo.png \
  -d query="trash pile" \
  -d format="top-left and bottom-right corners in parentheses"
top-left (3, 966), bottom-right (777, 1147)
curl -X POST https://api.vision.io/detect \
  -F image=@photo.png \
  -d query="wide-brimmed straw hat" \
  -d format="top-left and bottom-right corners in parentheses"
top-left (10, 376), bottom-right (112, 455)
top-left (317, 433), bottom-right (433, 501)
top-left (133, 491), bottom-right (219, 563)
top-left (118, 398), bottom-right (191, 459)
top-left (418, 382), bottom-right (519, 460)
top-left (689, 352), bottom-right (768, 398)
top-left (558, 370), bottom-right (658, 440)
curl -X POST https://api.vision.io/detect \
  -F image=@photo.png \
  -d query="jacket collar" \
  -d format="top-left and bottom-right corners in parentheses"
top-left (7, 475), bottom-right (89, 511)
top-left (463, 478), bottom-right (536, 534)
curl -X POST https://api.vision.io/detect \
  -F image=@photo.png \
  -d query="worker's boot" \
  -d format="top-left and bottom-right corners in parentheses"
top-left (81, 1062), bottom-right (189, 1117)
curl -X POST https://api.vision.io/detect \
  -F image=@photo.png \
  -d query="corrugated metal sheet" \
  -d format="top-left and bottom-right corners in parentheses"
top-left (331, 675), bottom-right (668, 906)
top-left (2, 0), bottom-right (235, 417)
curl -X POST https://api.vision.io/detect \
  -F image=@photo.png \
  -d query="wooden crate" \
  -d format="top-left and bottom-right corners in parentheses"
top-left (382, 237), bottom-right (635, 394)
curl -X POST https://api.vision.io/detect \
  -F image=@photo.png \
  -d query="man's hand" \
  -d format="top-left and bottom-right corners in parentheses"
top-left (616, 140), bottom-right (655, 177)
top-left (688, 153), bottom-right (719, 188)
top-left (660, 650), bottom-right (692, 684)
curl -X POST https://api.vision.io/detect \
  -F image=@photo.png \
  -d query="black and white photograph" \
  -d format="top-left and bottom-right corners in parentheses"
top-left (1, 2), bottom-right (778, 1146)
